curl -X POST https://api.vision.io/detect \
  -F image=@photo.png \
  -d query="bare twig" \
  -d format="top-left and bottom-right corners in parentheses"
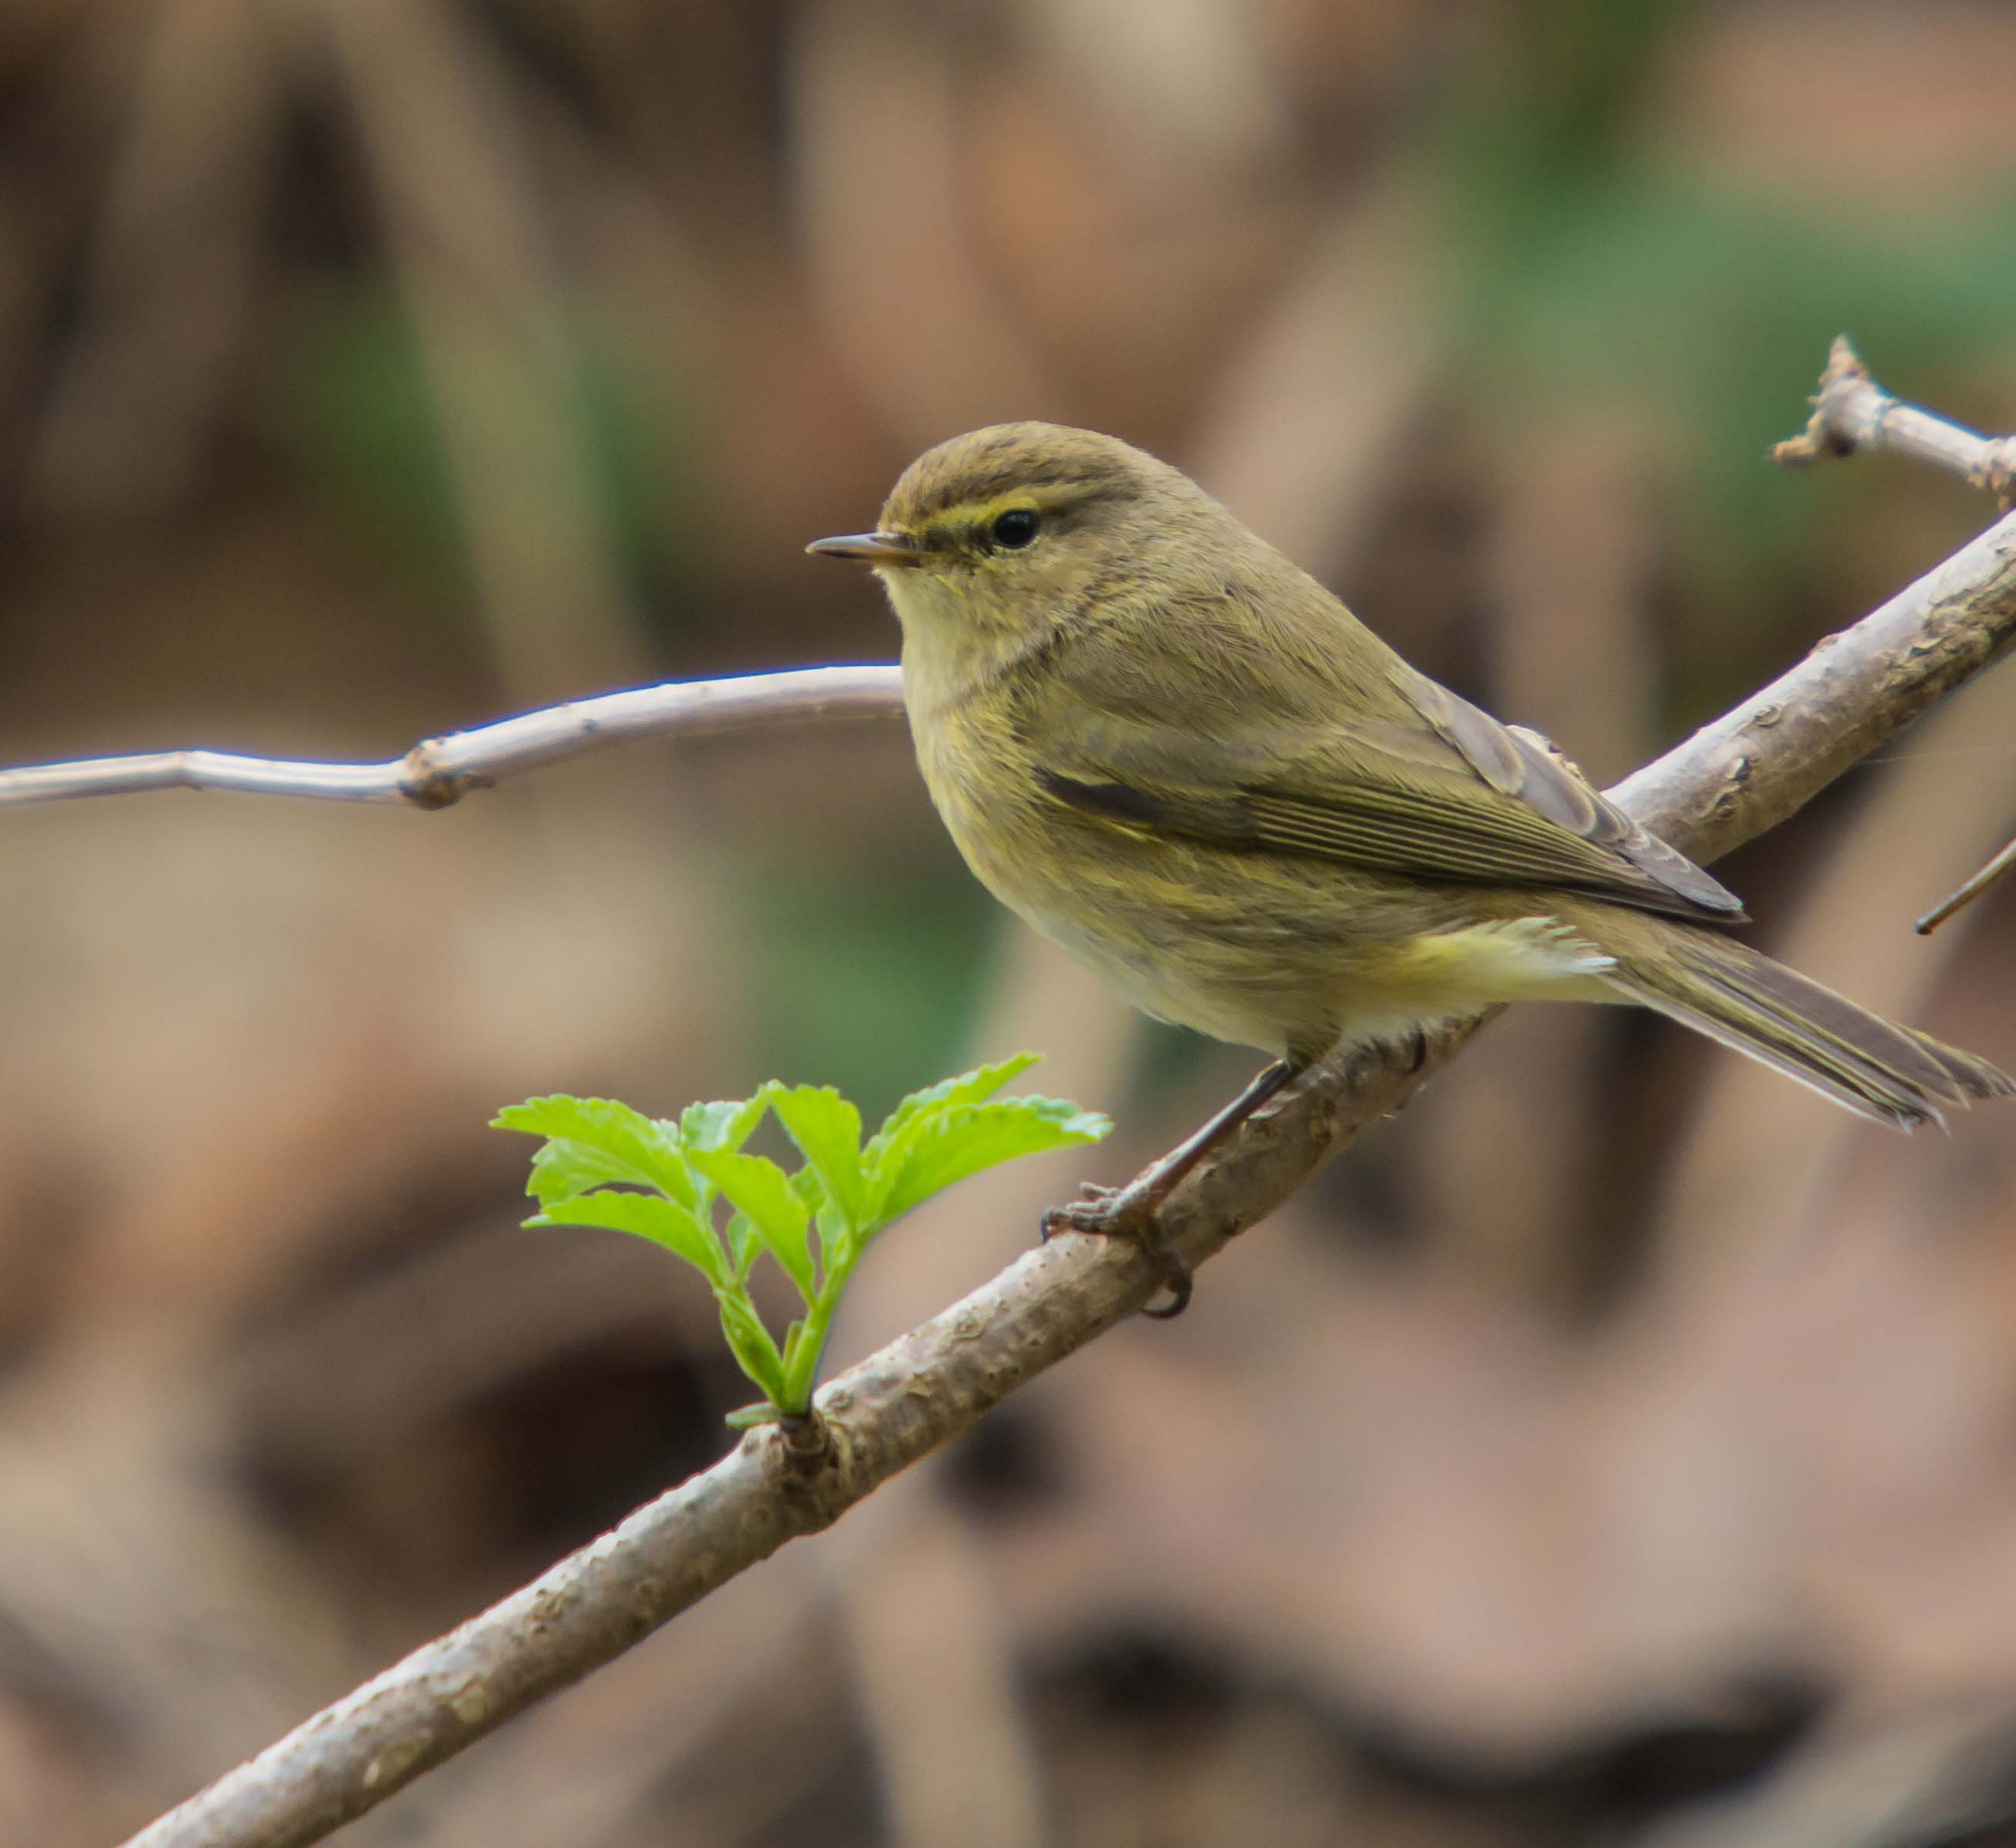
top-left (0, 665), bottom-right (905, 810)
top-left (1770, 333), bottom-right (2016, 497)
top-left (117, 480), bottom-right (2016, 1846)
top-left (1769, 336), bottom-right (2016, 934)
top-left (1916, 834), bottom-right (2016, 936)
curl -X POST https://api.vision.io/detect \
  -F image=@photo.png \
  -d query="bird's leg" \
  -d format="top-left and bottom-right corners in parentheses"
top-left (1043, 1058), bottom-right (1303, 1318)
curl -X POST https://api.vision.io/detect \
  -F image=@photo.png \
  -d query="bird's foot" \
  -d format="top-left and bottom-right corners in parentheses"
top-left (1040, 1181), bottom-right (1191, 1319)
top-left (1039, 1181), bottom-right (1122, 1239)
top-left (1035, 1058), bottom-right (1302, 1323)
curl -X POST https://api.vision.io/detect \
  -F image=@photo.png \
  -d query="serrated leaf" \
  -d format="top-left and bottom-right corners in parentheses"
top-left (764, 1084), bottom-right (866, 1228)
top-left (872, 1096), bottom-right (1110, 1227)
top-left (861, 1053), bottom-right (1043, 1183)
top-left (689, 1149), bottom-right (816, 1301)
top-left (534, 1190), bottom-right (723, 1284)
top-left (501, 1066), bottom-right (1109, 1424)
top-left (679, 1094), bottom-right (769, 1155)
top-left (494, 1095), bottom-right (697, 1210)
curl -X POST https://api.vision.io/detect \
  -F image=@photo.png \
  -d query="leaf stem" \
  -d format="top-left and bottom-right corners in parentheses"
top-left (782, 1252), bottom-right (852, 1412)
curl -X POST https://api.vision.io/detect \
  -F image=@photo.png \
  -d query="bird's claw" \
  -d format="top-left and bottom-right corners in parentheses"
top-left (1039, 1182), bottom-right (1123, 1240)
top-left (1040, 1182), bottom-right (1192, 1319)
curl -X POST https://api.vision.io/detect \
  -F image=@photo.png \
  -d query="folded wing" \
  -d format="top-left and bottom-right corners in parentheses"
top-left (1020, 651), bottom-right (1743, 924)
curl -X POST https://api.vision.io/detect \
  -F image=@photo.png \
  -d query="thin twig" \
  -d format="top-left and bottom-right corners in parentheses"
top-left (119, 484), bottom-right (2016, 1848)
top-left (1769, 336), bottom-right (2016, 933)
top-left (0, 665), bottom-right (905, 810)
top-left (1916, 834), bottom-right (2016, 936)
top-left (1769, 333), bottom-right (2016, 497)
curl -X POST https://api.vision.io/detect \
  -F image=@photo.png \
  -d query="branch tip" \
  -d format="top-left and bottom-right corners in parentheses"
top-left (1915, 832), bottom-right (2016, 936)
top-left (1769, 338), bottom-right (2011, 505)
top-left (1823, 331), bottom-right (1869, 389)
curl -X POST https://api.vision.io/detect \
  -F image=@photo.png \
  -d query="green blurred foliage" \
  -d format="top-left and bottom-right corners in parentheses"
top-left (722, 851), bottom-right (1003, 1123)
top-left (270, 283), bottom-right (697, 613)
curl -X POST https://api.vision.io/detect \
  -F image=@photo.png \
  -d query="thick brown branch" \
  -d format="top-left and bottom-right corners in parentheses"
top-left (121, 482), bottom-right (2016, 1848)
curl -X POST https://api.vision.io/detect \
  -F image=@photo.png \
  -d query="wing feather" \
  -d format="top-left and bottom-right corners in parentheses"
top-left (1016, 633), bottom-right (1743, 923)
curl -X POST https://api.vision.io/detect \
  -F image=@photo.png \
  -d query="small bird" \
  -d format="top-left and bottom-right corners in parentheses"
top-left (811, 424), bottom-right (2012, 1311)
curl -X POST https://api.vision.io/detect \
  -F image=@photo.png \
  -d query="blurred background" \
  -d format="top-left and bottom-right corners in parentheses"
top-left (5, 1), bottom-right (2016, 1843)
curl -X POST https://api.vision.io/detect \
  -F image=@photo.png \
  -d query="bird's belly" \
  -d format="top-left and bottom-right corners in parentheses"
top-left (1006, 866), bottom-right (1619, 1059)
top-left (939, 797), bottom-right (1364, 1054)
top-left (1023, 902), bottom-right (1308, 1052)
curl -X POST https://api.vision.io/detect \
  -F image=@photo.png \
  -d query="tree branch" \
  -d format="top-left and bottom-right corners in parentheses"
top-left (112, 367), bottom-right (2016, 1848)
top-left (0, 665), bottom-right (904, 809)
top-left (1769, 332), bottom-right (2016, 497)
top-left (1764, 335), bottom-right (2016, 934)
top-left (1915, 834), bottom-right (2016, 937)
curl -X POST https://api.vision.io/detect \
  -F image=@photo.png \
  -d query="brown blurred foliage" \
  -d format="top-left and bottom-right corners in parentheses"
top-left (4, 2), bottom-right (2016, 1843)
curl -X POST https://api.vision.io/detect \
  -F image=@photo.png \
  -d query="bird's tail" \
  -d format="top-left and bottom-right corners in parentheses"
top-left (1605, 930), bottom-right (2015, 1130)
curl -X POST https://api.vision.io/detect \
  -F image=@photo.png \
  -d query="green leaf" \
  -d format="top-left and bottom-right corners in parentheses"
top-left (677, 1096), bottom-right (769, 1220)
top-left (498, 1065), bottom-right (1110, 1426)
top-left (861, 1053), bottom-right (1043, 1185)
top-left (779, 1310), bottom-right (835, 1410)
top-left (714, 1289), bottom-right (789, 1406)
top-left (788, 1163), bottom-right (828, 1215)
top-left (872, 1096), bottom-right (1110, 1227)
top-left (790, 1164), bottom-right (849, 1277)
top-left (724, 1401), bottom-right (785, 1429)
top-left (724, 1210), bottom-right (761, 1284)
top-left (679, 1094), bottom-right (770, 1155)
top-left (764, 1084), bottom-right (866, 1228)
top-left (534, 1190), bottom-right (723, 1284)
top-left (688, 1149), bottom-right (816, 1301)
top-left (494, 1095), bottom-right (696, 1210)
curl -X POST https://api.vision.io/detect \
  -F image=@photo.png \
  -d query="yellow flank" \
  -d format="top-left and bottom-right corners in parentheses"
top-left (1389, 919), bottom-right (1616, 1003)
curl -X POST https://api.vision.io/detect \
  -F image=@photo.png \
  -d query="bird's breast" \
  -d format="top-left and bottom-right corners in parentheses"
top-left (905, 692), bottom-right (1319, 1052)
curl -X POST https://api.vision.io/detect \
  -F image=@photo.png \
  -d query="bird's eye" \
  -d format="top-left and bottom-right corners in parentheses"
top-left (990, 508), bottom-right (1040, 549)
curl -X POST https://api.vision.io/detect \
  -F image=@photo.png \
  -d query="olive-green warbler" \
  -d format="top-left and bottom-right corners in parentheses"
top-left (811, 424), bottom-right (2011, 1309)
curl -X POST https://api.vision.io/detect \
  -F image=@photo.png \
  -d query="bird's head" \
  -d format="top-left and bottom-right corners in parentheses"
top-left (809, 422), bottom-right (1214, 699)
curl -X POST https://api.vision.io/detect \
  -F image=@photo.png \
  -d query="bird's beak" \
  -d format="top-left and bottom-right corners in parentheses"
top-left (805, 531), bottom-right (930, 567)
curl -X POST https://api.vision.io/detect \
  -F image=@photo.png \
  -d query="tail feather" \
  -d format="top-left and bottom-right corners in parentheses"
top-left (1606, 935), bottom-right (2016, 1130)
